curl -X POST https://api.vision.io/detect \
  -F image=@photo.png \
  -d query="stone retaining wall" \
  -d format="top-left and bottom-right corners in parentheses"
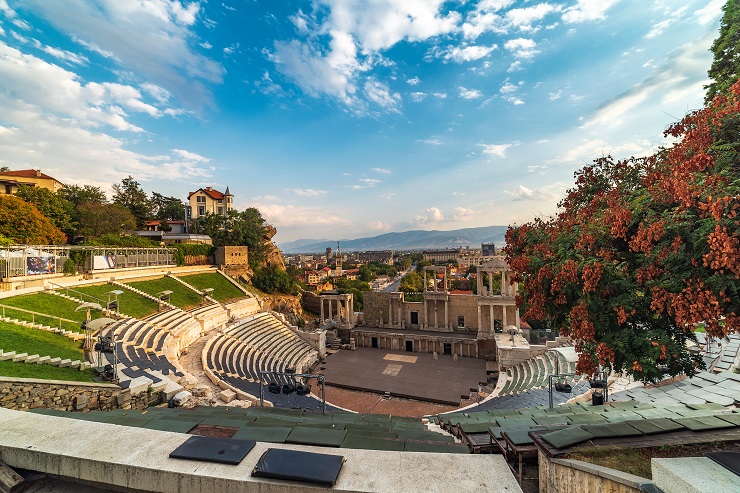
top-left (0, 376), bottom-right (160, 412)
top-left (538, 451), bottom-right (658, 493)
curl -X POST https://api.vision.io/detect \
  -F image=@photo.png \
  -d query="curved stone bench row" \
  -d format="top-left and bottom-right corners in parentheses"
top-left (0, 349), bottom-right (92, 370)
top-left (496, 349), bottom-right (581, 397)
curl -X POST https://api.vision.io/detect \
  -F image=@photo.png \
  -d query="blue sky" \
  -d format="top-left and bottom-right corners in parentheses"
top-left (0, 0), bottom-right (725, 243)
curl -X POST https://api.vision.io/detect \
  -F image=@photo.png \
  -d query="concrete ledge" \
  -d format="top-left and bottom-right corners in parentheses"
top-left (549, 458), bottom-right (658, 490)
top-left (0, 407), bottom-right (521, 493)
top-left (652, 457), bottom-right (738, 493)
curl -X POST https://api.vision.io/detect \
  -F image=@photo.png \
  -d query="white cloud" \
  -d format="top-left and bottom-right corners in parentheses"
top-left (549, 139), bottom-right (653, 165)
top-left (285, 188), bottom-right (328, 196)
top-left (266, 1), bottom-right (463, 113)
top-left (694, 0), bottom-right (724, 26)
top-left (419, 138), bottom-right (442, 145)
top-left (172, 149), bottom-right (210, 162)
top-left (440, 44), bottom-right (497, 63)
top-left (503, 183), bottom-right (567, 201)
top-left (562, 0), bottom-right (619, 24)
top-left (415, 207), bottom-right (445, 224)
top-left (507, 60), bottom-right (523, 72)
top-left (458, 86), bottom-right (482, 99)
top-left (199, 41), bottom-right (212, 50)
top-left (504, 38), bottom-right (539, 58)
top-left (479, 143), bottom-right (513, 157)
top-left (20, 0), bottom-right (224, 110)
top-left (407, 76), bottom-right (421, 85)
top-left (506, 3), bottom-right (562, 31)
top-left (581, 33), bottom-right (713, 128)
top-left (368, 220), bottom-right (390, 231)
top-left (499, 82), bottom-right (518, 94)
top-left (433, 92), bottom-right (447, 99)
top-left (372, 167), bottom-right (391, 174)
top-left (254, 202), bottom-right (351, 228)
top-left (549, 90), bottom-right (562, 100)
top-left (410, 91), bottom-right (426, 102)
top-left (452, 207), bottom-right (478, 221)
top-left (41, 45), bottom-right (89, 65)
top-left (141, 83), bottom-right (171, 103)
top-left (364, 79), bottom-right (401, 112)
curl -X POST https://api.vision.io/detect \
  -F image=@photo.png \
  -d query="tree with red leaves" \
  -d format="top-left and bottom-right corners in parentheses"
top-left (504, 81), bottom-right (740, 382)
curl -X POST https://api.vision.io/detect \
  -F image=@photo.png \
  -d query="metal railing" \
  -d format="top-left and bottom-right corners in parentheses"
top-left (47, 282), bottom-right (107, 305)
top-left (0, 303), bottom-right (80, 333)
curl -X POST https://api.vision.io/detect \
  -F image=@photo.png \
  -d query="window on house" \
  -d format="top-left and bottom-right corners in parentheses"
top-left (196, 196), bottom-right (206, 203)
top-left (217, 207), bottom-right (223, 215)
top-left (198, 206), bottom-right (205, 215)
top-left (217, 199), bottom-right (223, 204)
top-left (457, 316), bottom-right (465, 328)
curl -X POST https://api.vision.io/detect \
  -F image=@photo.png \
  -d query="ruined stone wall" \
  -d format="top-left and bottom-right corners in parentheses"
top-left (446, 295), bottom-right (479, 332)
top-left (362, 291), bottom-right (394, 326)
top-left (0, 376), bottom-right (160, 412)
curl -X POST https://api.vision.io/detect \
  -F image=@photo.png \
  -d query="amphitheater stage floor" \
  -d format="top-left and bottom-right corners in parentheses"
top-left (318, 348), bottom-right (487, 405)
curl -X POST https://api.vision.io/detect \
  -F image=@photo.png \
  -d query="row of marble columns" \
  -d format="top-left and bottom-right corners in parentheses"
top-left (354, 332), bottom-right (477, 357)
top-left (422, 298), bottom-right (449, 330)
top-left (319, 297), bottom-right (353, 326)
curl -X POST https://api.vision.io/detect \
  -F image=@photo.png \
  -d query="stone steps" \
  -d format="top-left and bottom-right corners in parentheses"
top-left (0, 349), bottom-right (92, 370)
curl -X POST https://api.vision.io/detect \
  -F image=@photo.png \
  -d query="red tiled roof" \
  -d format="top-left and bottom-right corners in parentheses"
top-left (188, 187), bottom-right (227, 200)
top-left (0, 169), bottom-right (61, 182)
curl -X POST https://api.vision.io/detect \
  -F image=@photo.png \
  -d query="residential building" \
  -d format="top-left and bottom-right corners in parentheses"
top-left (0, 169), bottom-right (65, 194)
top-left (186, 186), bottom-right (234, 221)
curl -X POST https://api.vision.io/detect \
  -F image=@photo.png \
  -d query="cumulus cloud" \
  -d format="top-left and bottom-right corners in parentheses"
top-left (459, 86), bottom-right (482, 99)
top-left (453, 207), bottom-right (478, 221)
top-left (254, 202), bottom-right (352, 228)
top-left (504, 38), bottom-right (539, 58)
top-left (407, 76), bottom-right (421, 85)
top-left (267, 0), bottom-right (461, 113)
top-left (410, 91), bottom-right (427, 102)
top-left (172, 149), bottom-right (210, 162)
top-left (415, 207), bottom-right (445, 224)
top-left (479, 143), bottom-right (514, 157)
top-left (436, 44), bottom-right (497, 63)
top-left (368, 220), bottom-right (390, 231)
top-left (503, 183), bottom-right (567, 201)
top-left (19, 0), bottom-right (224, 110)
top-left (562, 0), bottom-right (619, 24)
top-left (372, 167), bottom-right (391, 174)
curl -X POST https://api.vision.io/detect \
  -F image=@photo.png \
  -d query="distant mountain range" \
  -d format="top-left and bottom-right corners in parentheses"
top-left (278, 225), bottom-right (509, 254)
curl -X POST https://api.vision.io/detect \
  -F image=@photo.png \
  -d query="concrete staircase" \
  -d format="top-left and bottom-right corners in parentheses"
top-left (166, 274), bottom-right (217, 303)
top-left (0, 349), bottom-right (92, 370)
top-left (109, 280), bottom-right (177, 310)
top-left (0, 316), bottom-right (85, 342)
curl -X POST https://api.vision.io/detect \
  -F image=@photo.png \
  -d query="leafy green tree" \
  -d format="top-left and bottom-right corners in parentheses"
top-left (58, 184), bottom-right (106, 207)
top-left (0, 195), bottom-right (66, 244)
top-left (77, 202), bottom-right (136, 238)
top-left (399, 271), bottom-right (423, 292)
top-left (112, 176), bottom-right (151, 228)
top-left (252, 265), bottom-right (298, 295)
top-left (150, 192), bottom-right (185, 221)
top-left (15, 184), bottom-right (74, 234)
top-left (358, 264), bottom-right (374, 282)
top-left (706, 0), bottom-right (740, 102)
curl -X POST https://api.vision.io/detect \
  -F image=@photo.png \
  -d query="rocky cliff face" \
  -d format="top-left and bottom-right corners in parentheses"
top-left (262, 225), bottom-right (285, 270)
top-left (261, 294), bottom-right (303, 325)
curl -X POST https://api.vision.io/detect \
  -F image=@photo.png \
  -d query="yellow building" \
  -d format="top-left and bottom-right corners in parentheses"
top-left (186, 186), bottom-right (234, 220)
top-left (0, 169), bottom-right (65, 194)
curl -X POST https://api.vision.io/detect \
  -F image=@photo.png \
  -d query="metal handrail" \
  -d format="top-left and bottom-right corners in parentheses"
top-left (0, 303), bottom-right (78, 332)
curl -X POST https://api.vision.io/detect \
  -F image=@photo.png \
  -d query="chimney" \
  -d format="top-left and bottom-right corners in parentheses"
top-left (36, 169), bottom-right (42, 178)
top-left (206, 186), bottom-right (212, 191)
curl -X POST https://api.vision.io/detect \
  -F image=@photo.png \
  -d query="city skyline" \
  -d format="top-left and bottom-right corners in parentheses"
top-left (0, 0), bottom-right (725, 242)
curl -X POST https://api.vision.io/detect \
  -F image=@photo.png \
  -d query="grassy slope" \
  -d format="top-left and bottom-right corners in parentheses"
top-left (0, 360), bottom-right (96, 382)
top-left (0, 321), bottom-right (84, 361)
top-left (72, 284), bottom-right (158, 319)
top-left (0, 293), bottom-right (94, 332)
top-left (178, 272), bottom-right (246, 303)
top-left (127, 277), bottom-right (201, 310)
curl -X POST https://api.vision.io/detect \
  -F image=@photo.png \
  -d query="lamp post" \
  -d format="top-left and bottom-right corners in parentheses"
top-left (106, 289), bottom-right (123, 316)
top-left (75, 302), bottom-right (103, 352)
top-left (156, 290), bottom-right (173, 311)
top-left (200, 287), bottom-right (214, 305)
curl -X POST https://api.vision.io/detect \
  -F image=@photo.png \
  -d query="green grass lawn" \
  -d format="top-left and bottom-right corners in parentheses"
top-left (72, 284), bottom-right (158, 319)
top-left (178, 272), bottom-right (246, 303)
top-left (0, 359), bottom-right (96, 382)
top-left (0, 321), bottom-right (84, 361)
top-left (0, 293), bottom-right (94, 333)
top-left (127, 276), bottom-right (201, 310)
